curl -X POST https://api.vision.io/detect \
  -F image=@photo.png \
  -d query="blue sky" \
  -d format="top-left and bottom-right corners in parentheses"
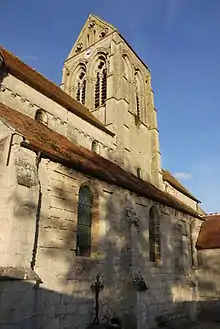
top-left (1, 0), bottom-right (220, 212)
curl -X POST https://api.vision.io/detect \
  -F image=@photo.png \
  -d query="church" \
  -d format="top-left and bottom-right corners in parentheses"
top-left (0, 14), bottom-right (209, 329)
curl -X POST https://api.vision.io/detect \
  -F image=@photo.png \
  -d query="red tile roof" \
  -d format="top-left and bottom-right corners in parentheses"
top-left (0, 101), bottom-right (201, 218)
top-left (0, 46), bottom-right (114, 137)
top-left (196, 214), bottom-right (220, 250)
top-left (162, 169), bottom-right (200, 202)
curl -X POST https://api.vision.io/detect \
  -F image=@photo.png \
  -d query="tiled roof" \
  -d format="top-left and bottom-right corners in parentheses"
top-left (0, 46), bottom-right (114, 137)
top-left (196, 214), bottom-right (220, 250)
top-left (0, 101), bottom-right (201, 218)
top-left (162, 169), bottom-right (200, 202)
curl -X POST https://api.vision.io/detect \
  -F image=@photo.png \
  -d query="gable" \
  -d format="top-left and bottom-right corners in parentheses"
top-left (67, 15), bottom-right (116, 60)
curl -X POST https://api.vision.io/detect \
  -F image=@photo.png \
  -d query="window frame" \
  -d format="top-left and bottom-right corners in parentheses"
top-left (94, 56), bottom-right (107, 109)
top-left (149, 206), bottom-right (161, 263)
top-left (76, 185), bottom-right (93, 257)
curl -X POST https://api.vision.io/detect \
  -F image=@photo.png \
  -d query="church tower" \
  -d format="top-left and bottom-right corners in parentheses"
top-left (61, 15), bottom-right (162, 188)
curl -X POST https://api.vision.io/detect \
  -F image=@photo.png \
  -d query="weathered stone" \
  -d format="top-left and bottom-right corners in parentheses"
top-left (0, 13), bottom-right (205, 329)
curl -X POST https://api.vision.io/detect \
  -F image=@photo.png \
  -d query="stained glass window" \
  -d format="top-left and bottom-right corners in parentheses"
top-left (76, 186), bottom-right (93, 257)
top-left (149, 206), bottom-right (161, 262)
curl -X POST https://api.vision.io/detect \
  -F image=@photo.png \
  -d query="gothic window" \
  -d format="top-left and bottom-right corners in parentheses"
top-left (174, 223), bottom-right (185, 272)
top-left (94, 56), bottom-right (107, 108)
top-left (149, 206), bottom-right (161, 262)
top-left (134, 70), bottom-right (141, 121)
top-left (35, 109), bottom-right (48, 126)
top-left (76, 66), bottom-right (87, 105)
top-left (122, 55), bottom-right (132, 81)
top-left (76, 186), bottom-right (93, 257)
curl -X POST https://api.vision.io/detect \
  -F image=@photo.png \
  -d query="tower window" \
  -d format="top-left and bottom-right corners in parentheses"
top-left (94, 56), bottom-right (107, 108)
top-left (101, 69), bottom-right (107, 105)
top-left (134, 70), bottom-right (142, 123)
top-left (95, 73), bottom-right (100, 109)
top-left (76, 66), bottom-right (87, 105)
top-left (136, 94), bottom-right (140, 120)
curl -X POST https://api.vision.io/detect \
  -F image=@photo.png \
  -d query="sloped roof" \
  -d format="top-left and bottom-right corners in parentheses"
top-left (0, 46), bottom-right (114, 137)
top-left (0, 101), bottom-right (201, 218)
top-left (196, 214), bottom-right (220, 250)
top-left (162, 169), bottom-right (200, 202)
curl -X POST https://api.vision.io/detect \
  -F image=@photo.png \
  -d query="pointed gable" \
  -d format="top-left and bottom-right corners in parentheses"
top-left (67, 15), bottom-right (117, 60)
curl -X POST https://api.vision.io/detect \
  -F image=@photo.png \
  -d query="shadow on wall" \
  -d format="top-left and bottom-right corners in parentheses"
top-left (0, 279), bottom-right (94, 329)
top-left (1, 279), bottom-right (220, 328)
top-left (2, 160), bottom-right (220, 328)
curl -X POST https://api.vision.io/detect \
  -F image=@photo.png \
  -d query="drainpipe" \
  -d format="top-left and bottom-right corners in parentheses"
top-left (6, 132), bottom-right (25, 166)
top-left (6, 133), bottom-right (15, 166)
top-left (31, 151), bottom-right (42, 271)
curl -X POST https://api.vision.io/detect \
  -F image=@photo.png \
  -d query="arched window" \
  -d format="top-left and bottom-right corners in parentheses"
top-left (91, 140), bottom-right (99, 154)
top-left (35, 109), bottom-right (48, 126)
top-left (149, 206), bottom-right (161, 262)
top-left (137, 168), bottom-right (142, 179)
top-left (134, 70), bottom-right (141, 121)
top-left (94, 56), bottom-right (107, 108)
top-left (76, 186), bottom-right (93, 257)
top-left (122, 55), bottom-right (131, 80)
top-left (93, 29), bottom-right (96, 42)
top-left (76, 66), bottom-right (87, 105)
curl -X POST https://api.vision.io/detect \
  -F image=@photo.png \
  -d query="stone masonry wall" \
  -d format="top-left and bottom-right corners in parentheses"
top-left (0, 137), bottom-right (200, 329)
top-left (195, 249), bottom-right (220, 321)
top-left (0, 73), bottom-right (116, 162)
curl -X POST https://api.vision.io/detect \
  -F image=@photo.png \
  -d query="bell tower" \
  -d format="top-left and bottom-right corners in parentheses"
top-left (61, 15), bottom-right (162, 189)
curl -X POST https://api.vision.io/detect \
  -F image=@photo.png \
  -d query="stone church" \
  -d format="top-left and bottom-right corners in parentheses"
top-left (0, 14), bottom-right (207, 329)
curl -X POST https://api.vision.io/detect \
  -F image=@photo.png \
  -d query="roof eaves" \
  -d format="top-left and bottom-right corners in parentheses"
top-left (21, 140), bottom-right (201, 219)
top-left (162, 169), bottom-right (200, 203)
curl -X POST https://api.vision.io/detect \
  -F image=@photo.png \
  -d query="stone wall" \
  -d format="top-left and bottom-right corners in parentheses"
top-left (0, 73), bottom-right (117, 162)
top-left (196, 249), bottom-right (220, 321)
top-left (62, 16), bottom-right (162, 188)
top-left (0, 133), bottom-right (201, 328)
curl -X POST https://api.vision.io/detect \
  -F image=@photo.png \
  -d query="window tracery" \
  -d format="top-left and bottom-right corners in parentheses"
top-left (94, 56), bottom-right (107, 108)
top-left (76, 66), bottom-right (87, 105)
top-left (134, 70), bottom-right (141, 121)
